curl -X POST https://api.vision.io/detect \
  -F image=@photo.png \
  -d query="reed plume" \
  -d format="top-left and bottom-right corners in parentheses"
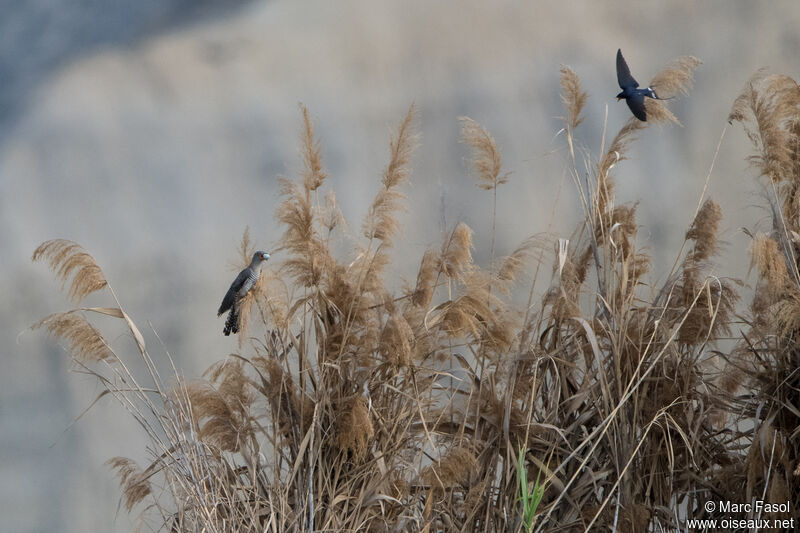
top-left (363, 103), bottom-right (417, 244)
top-left (559, 65), bottom-right (587, 130)
top-left (106, 457), bottom-right (152, 512)
top-left (275, 107), bottom-right (335, 287)
top-left (33, 311), bottom-right (113, 362)
top-left (32, 239), bottom-right (107, 302)
top-left (460, 117), bottom-right (507, 190)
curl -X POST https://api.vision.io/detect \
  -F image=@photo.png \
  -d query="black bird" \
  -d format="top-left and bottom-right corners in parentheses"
top-left (616, 48), bottom-right (659, 121)
top-left (218, 251), bottom-right (270, 336)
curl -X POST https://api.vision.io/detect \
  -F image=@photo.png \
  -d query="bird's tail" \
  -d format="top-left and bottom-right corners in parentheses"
top-left (223, 308), bottom-right (239, 336)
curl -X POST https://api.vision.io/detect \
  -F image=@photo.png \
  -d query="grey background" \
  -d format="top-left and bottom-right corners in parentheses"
top-left (2, 1), bottom-right (798, 531)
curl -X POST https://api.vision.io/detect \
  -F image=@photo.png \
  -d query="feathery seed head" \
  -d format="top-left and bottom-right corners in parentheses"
top-left (33, 311), bottom-right (114, 363)
top-left (560, 65), bottom-right (587, 130)
top-left (32, 239), bottom-right (107, 303)
top-left (460, 117), bottom-right (507, 190)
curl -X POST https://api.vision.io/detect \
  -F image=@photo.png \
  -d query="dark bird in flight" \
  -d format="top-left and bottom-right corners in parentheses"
top-left (218, 251), bottom-right (270, 336)
top-left (616, 48), bottom-right (659, 121)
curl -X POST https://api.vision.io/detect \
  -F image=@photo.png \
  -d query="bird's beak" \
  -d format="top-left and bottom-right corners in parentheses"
top-left (616, 96), bottom-right (623, 101)
top-left (264, 253), bottom-right (271, 260)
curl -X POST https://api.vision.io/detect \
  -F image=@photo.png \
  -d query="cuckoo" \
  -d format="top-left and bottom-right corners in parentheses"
top-left (218, 251), bottom-right (270, 336)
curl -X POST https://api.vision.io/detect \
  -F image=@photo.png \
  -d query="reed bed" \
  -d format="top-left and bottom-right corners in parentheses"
top-left (33, 60), bottom-right (800, 531)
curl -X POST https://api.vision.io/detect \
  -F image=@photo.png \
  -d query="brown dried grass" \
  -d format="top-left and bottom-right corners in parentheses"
top-left (34, 57), bottom-right (800, 533)
top-left (726, 68), bottom-right (800, 524)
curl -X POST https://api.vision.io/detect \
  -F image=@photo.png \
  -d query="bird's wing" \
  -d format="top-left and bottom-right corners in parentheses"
top-left (616, 49), bottom-right (639, 89)
top-left (626, 93), bottom-right (647, 121)
top-left (218, 268), bottom-right (250, 315)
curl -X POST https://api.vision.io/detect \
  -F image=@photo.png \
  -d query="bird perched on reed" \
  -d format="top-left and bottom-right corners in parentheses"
top-left (616, 48), bottom-right (660, 121)
top-left (218, 251), bottom-right (270, 336)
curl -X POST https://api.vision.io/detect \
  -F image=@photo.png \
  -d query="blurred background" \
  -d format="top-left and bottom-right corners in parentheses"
top-left (2, 1), bottom-right (799, 531)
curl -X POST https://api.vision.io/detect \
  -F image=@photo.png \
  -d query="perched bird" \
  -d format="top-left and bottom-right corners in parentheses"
top-left (616, 48), bottom-right (659, 121)
top-left (218, 251), bottom-right (270, 336)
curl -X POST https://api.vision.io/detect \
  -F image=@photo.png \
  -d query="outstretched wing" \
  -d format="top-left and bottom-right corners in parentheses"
top-left (616, 49), bottom-right (639, 89)
top-left (218, 268), bottom-right (250, 315)
top-left (626, 93), bottom-right (647, 121)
